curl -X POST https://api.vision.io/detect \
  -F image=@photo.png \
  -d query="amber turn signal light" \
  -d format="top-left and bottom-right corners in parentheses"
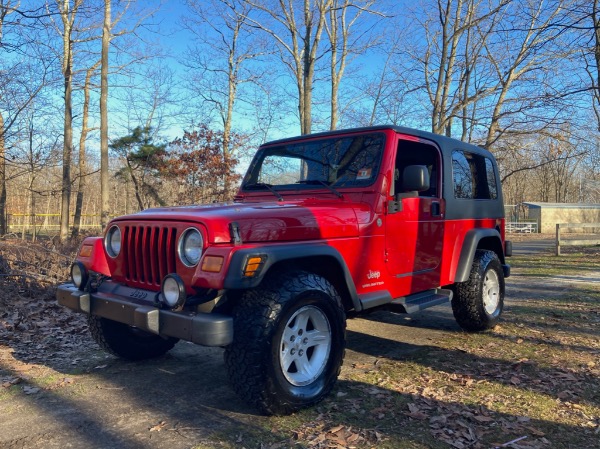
top-left (201, 255), bottom-right (224, 273)
top-left (79, 245), bottom-right (93, 257)
top-left (243, 256), bottom-right (265, 277)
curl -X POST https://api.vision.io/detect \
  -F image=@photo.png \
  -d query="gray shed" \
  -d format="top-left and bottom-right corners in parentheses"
top-left (523, 202), bottom-right (600, 233)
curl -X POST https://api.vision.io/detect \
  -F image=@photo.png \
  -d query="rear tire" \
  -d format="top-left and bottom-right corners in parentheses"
top-left (88, 316), bottom-right (178, 360)
top-left (224, 271), bottom-right (346, 415)
top-left (452, 250), bottom-right (504, 332)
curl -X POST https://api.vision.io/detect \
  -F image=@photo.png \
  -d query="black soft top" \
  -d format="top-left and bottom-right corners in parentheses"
top-left (262, 125), bottom-right (493, 159)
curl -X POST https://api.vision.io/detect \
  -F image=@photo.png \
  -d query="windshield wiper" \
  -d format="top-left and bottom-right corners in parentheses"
top-left (243, 182), bottom-right (284, 201)
top-left (296, 180), bottom-right (343, 199)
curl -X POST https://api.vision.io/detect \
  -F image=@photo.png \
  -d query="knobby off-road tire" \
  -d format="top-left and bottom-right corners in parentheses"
top-left (224, 271), bottom-right (346, 415)
top-left (88, 316), bottom-right (178, 360)
top-left (452, 250), bottom-right (504, 332)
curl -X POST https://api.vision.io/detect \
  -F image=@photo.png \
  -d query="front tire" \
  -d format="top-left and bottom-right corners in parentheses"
top-left (452, 250), bottom-right (504, 332)
top-left (224, 271), bottom-right (346, 415)
top-left (88, 316), bottom-right (178, 360)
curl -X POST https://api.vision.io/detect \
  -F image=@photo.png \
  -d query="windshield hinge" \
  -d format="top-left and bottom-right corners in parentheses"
top-left (229, 222), bottom-right (242, 245)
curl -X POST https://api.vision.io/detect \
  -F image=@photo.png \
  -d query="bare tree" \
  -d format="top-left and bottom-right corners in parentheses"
top-left (182, 0), bottom-right (267, 198)
top-left (72, 60), bottom-right (100, 237)
top-left (419, 0), bottom-right (509, 136)
top-left (589, 0), bottom-right (600, 130)
top-left (246, 0), bottom-right (334, 134)
top-left (325, 0), bottom-right (379, 130)
top-left (100, 0), bottom-right (110, 229)
top-left (347, 30), bottom-right (415, 128)
top-left (407, 0), bottom-right (574, 162)
top-left (0, 111), bottom-right (5, 234)
top-left (0, 1), bottom-right (51, 235)
top-left (0, 2), bottom-right (7, 234)
top-left (98, 0), bottom-right (161, 226)
top-left (481, 1), bottom-right (568, 150)
top-left (54, 0), bottom-right (84, 241)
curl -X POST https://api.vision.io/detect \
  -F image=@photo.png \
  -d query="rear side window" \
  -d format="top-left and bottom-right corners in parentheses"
top-left (452, 150), bottom-right (498, 199)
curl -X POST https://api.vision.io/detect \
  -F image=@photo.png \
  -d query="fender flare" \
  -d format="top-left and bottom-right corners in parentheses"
top-left (223, 243), bottom-right (361, 310)
top-left (454, 228), bottom-right (504, 283)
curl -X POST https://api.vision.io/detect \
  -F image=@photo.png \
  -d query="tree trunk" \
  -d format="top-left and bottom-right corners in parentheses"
top-left (223, 32), bottom-right (237, 200)
top-left (60, 20), bottom-right (74, 242)
top-left (593, 0), bottom-right (600, 131)
top-left (301, 1), bottom-right (313, 136)
top-left (0, 112), bottom-right (6, 235)
top-left (248, 0), bottom-right (331, 135)
top-left (327, 0), bottom-right (357, 131)
top-left (329, 4), bottom-right (339, 130)
top-left (72, 63), bottom-right (99, 238)
top-left (100, 0), bottom-right (111, 228)
top-left (126, 159), bottom-right (144, 211)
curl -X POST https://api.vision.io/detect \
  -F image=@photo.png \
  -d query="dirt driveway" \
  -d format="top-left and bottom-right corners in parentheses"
top-left (0, 304), bottom-right (467, 448)
top-left (1, 241), bottom-right (598, 448)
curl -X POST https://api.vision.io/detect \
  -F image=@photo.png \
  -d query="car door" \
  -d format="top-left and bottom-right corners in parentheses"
top-left (385, 135), bottom-right (445, 293)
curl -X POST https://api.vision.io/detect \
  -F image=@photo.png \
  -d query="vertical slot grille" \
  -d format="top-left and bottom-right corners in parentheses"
top-left (123, 225), bottom-right (177, 287)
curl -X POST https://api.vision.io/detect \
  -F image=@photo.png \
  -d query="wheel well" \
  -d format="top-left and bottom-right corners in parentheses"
top-left (477, 236), bottom-right (505, 264)
top-left (265, 256), bottom-right (356, 312)
top-left (454, 230), bottom-right (506, 283)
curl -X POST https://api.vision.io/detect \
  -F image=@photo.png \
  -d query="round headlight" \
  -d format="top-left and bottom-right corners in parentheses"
top-left (105, 225), bottom-right (122, 258)
top-left (178, 228), bottom-right (203, 267)
top-left (161, 274), bottom-right (186, 310)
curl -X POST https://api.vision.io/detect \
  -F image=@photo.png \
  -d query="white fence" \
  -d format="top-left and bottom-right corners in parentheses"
top-left (506, 221), bottom-right (538, 234)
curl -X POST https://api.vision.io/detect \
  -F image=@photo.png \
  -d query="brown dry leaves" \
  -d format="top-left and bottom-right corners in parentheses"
top-left (0, 240), bottom-right (92, 367)
top-left (290, 421), bottom-right (384, 449)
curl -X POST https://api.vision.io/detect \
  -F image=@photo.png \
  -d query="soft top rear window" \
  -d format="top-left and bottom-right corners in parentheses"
top-left (242, 132), bottom-right (385, 191)
top-left (452, 149), bottom-right (498, 200)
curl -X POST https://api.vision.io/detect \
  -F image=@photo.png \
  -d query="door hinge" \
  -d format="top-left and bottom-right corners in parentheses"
top-left (388, 200), bottom-right (402, 213)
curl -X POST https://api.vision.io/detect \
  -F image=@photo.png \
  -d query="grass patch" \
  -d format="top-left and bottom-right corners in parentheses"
top-left (510, 250), bottom-right (600, 277)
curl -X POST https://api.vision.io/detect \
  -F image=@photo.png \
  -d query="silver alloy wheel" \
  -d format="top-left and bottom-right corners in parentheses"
top-left (483, 269), bottom-right (500, 314)
top-left (279, 305), bottom-right (332, 386)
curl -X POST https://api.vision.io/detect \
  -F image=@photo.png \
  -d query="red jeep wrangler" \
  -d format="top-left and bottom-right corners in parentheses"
top-left (57, 125), bottom-right (511, 415)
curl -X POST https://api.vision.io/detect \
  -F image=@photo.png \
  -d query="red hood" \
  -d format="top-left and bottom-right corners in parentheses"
top-left (111, 199), bottom-right (372, 244)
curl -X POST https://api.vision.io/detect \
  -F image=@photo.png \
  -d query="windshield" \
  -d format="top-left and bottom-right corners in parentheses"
top-left (243, 132), bottom-right (385, 191)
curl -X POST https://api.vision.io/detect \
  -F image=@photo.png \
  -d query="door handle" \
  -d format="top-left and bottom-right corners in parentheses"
top-left (431, 201), bottom-right (441, 216)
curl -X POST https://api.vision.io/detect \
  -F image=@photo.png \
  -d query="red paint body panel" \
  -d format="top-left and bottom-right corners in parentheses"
top-left (440, 218), bottom-right (504, 285)
top-left (78, 237), bottom-right (111, 276)
top-left (114, 200), bottom-right (367, 244)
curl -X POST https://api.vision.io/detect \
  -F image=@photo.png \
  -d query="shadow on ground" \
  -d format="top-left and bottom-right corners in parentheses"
top-left (1, 294), bottom-right (597, 448)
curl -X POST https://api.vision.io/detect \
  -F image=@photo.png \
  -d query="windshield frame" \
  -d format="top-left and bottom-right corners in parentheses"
top-left (242, 131), bottom-right (386, 194)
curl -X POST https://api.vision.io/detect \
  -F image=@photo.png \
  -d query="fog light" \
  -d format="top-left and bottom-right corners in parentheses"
top-left (161, 274), bottom-right (186, 310)
top-left (71, 261), bottom-right (89, 290)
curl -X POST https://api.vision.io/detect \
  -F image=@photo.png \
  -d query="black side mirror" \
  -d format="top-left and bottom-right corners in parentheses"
top-left (402, 165), bottom-right (430, 192)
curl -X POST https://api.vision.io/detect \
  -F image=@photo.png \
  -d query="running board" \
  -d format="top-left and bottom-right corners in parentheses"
top-left (388, 288), bottom-right (453, 314)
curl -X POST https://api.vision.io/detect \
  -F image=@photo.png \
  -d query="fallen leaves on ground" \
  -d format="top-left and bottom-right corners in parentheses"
top-left (0, 240), bottom-right (94, 370)
top-left (288, 418), bottom-right (385, 449)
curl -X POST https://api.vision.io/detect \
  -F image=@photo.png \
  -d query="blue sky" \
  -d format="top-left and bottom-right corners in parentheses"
top-left (122, 0), bottom-right (401, 143)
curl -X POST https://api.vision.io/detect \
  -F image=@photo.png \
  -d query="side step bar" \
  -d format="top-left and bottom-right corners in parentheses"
top-left (358, 288), bottom-right (453, 314)
top-left (388, 288), bottom-right (453, 314)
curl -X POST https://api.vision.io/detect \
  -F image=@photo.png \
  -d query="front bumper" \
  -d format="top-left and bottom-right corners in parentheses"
top-left (56, 282), bottom-right (233, 346)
